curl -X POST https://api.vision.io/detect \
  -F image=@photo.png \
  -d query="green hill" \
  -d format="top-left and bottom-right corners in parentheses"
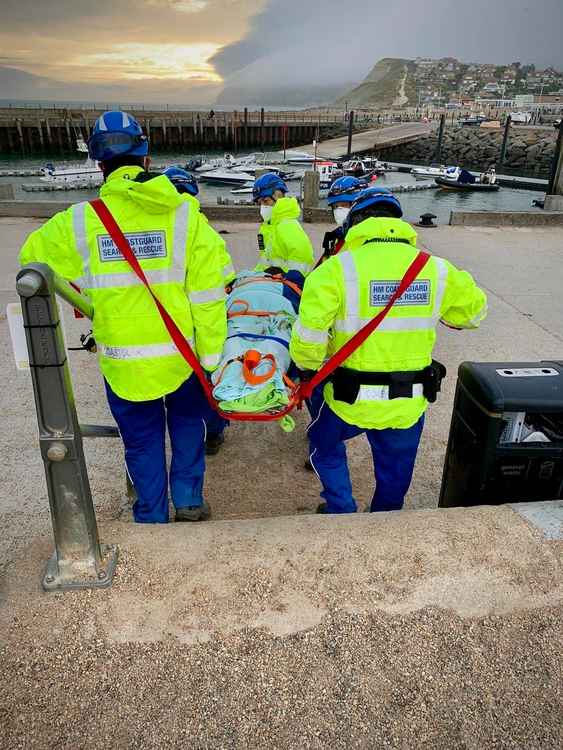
top-left (335, 58), bottom-right (416, 108)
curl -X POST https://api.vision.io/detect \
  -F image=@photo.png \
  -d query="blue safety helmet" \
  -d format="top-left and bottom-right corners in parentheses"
top-left (343, 186), bottom-right (403, 235)
top-left (163, 166), bottom-right (199, 196)
top-left (326, 176), bottom-right (362, 206)
top-left (252, 172), bottom-right (288, 203)
top-left (87, 110), bottom-right (149, 162)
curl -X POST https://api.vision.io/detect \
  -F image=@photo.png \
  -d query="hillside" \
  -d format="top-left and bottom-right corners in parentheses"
top-left (335, 58), bottom-right (416, 108)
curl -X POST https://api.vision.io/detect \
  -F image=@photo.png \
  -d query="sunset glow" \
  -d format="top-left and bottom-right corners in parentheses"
top-left (80, 43), bottom-right (223, 82)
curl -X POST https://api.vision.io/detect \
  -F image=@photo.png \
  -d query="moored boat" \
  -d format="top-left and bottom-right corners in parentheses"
top-left (411, 164), bottom-right (449, 180)
top-left (435, 167), bottom-right (500, 191)
top-left (40, 139), bottom-right (102, 186)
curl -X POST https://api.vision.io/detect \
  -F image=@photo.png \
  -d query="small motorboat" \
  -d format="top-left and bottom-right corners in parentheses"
top-left (343, 157), bottom-right (387, 177)
top-left (282, 150), bottom-right (317, 165)
top-left (198, 169), bottom-right (256, 186)
top-left (314, 161), bottom-right (343, 189)
top-left (40, 139), bottom-right (103, 186)
top-left (435, 168), bottom-right (500, 191)
top-left (194, 153), bottom-right (241, 173)
top-left (411, 164), bottom-right (449, 180)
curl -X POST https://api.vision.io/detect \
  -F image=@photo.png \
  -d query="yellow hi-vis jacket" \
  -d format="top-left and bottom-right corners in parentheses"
top-left (19, 166), bottom-right (228, 402)
top-left (290, 216), bottom-right (487, 430)
top-left (255, 196), bottom-right (314, 275)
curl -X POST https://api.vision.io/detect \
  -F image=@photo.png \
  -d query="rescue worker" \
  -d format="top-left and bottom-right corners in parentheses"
top-left (20, 111), bottom-right (228, 524)
top-left (163, 166), bottom-right (235, 455)
top-left (290, 187), bottom-right (487, 514)
top-left (317, 176), bottom-right (363, 266)
top-left (252, 172), bottom-right (314, 275)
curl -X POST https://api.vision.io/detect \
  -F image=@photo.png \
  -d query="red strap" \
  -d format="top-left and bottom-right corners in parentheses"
top-left (70, 282), bottom-right (85, 318)
top-left (89, 199), bottom-right (300, 422)
top-left (299, 250), bottom-right (431, 401)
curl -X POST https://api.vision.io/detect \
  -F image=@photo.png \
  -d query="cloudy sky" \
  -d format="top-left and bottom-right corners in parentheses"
top-left (1, 0), bottom-right (562, 104)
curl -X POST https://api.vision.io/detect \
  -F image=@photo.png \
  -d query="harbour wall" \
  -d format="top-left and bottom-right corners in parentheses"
top-left (377, 126), bottom-right (558, 177)
top-left (0, 107), bottom-right (348, 156)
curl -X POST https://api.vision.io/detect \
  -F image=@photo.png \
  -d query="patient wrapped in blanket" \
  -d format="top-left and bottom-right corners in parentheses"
top-left (211, 271), bottom-right (303, 413)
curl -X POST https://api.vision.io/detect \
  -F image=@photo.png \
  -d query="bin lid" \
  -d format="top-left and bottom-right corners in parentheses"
top-left (458, 361), bottom-right (563, 413)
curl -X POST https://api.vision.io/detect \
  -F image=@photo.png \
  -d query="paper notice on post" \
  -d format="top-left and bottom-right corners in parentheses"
top-left (7, 303), bottom-right (29, 370)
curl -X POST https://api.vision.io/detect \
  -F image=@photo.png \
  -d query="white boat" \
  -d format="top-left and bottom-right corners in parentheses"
top-left (230, 184), bottom-right (254, 194)
top-left (194, 153), bottom-right (242, 173)
top-left (411, 164), bottom-right (450, 180)
top-left (282, 150), bottom-right (317, 166)
top-left (314, 161), bottom-right (342, 189)
top-left (343, 157), bottom-right (387, 177)
top-left (40, 139), bottom-right (103, 186)
top-left (198, 169), bottom-right (256, 186)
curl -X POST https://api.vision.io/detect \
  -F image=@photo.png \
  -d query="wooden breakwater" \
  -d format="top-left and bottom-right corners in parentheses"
top-left (0, 107), bottom-right (346, 155)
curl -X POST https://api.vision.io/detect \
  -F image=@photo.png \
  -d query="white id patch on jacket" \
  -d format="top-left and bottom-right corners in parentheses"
top-left (369, 279), bottom-right (431, 307)
top-left (97, 231), bottom-right (167, 262)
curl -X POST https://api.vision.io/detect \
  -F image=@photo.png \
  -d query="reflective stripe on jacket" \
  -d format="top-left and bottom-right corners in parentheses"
top-left (19, 166), bottom-right (227, 401)
top-left (255, 196), bottom-right (314, 275)
top-left (290, 216), bottom-right (487, 429)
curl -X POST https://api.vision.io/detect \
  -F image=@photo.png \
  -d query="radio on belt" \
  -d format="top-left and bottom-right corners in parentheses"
top-left (439, 361), bottom-right (563, 508)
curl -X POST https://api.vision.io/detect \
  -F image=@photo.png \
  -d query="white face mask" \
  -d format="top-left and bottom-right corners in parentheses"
top-left (260, 205), bottom-right (273, 222)
top-left (333, 207), bottom-right (350, 226)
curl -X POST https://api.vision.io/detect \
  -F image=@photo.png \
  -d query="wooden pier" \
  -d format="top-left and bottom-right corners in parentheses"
top-left (0, 107), bottom-right (345, 155)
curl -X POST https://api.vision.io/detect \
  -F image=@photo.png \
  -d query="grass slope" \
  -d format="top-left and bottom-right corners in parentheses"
top-left (336, 58), bottom-right (415, 108)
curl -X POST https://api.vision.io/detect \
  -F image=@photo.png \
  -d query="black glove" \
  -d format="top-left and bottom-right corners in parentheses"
top-left (264, 266), bottom-right (284, 276)
top-left (297, 368), bottom-right (316, 382)
top-left (322, 227), bottom-right (344, 256)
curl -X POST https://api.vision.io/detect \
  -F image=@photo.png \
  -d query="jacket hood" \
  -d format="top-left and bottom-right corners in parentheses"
top-left (100, 166), bottom-right (185, 214)
top-left (345, 217), bottom-right (418, 250)
top-left (271, 195), bottom-right (301, 224)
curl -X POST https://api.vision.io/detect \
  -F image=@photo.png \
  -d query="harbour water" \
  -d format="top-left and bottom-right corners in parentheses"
top-left (0, 150), bottom-right (544, 225)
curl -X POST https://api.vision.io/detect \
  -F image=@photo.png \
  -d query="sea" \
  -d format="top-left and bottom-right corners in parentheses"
top-left (0, 148), bottom-right (544, 225)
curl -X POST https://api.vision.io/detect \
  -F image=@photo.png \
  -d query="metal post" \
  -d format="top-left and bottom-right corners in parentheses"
top-left (545, 121), bottom-right (563, 210)
top-left (347, 110), bottom-right (354, 158)
top-left (16, 263), bottom-right (118, 592)
top-left (260, 107), bottom-right (265, 150)
top-left (547, 120), bottom-right (563, 195)
top-left (434, 113), bottom-right (446, 162)
top-left (244, 107), bottom-right (248, 148)
top-left (499, 115), bottom-right (511, 168)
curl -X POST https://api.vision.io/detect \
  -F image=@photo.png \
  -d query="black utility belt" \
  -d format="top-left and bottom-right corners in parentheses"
top-left (331, 360), bottom-right (447, 404)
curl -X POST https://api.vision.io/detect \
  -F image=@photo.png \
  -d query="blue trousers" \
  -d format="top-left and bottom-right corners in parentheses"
top-left (105, 374), bottom-right (209, 524)
top-left (307, 392), bottom-right (424, 514)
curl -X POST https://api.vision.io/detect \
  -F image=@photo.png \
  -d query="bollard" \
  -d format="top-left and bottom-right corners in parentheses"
top-left (16, 263), bottom-right (118, 592)
top-left (303, 170), bottom-right (320, 209)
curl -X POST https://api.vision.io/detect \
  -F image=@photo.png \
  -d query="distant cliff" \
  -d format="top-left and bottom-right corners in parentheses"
top-left (335, 58), bottom-right (416, 108)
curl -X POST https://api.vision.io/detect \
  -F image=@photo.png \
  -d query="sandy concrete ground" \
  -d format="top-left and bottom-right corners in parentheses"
top-left (1, 506), bottom-right (562, 748)
top-left (1, 218), bottom-right (563, 748)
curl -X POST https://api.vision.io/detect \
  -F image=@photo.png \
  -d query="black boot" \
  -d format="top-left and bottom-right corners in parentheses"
top-left (176, 501), bottom-right (211, 522)
top-left (205, 432), bottom-right (225, 455)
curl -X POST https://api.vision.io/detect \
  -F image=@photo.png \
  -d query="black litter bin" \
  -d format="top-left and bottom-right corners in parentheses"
top-left (439, 361), bottom-right (563, 508)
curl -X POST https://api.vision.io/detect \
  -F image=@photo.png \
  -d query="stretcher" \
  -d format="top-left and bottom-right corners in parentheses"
top-left (90, 198), bottom-right (430, 426)
top-left (210, 272), bottom-right (301, 419)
